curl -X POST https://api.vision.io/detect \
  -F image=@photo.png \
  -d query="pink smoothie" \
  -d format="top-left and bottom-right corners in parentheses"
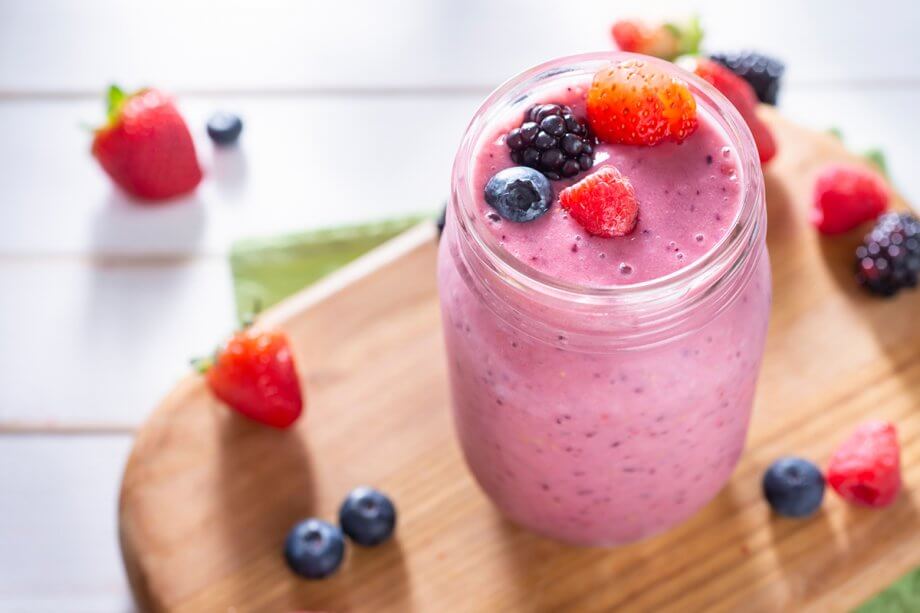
top-left (438, 56), bottom-right (770, 545)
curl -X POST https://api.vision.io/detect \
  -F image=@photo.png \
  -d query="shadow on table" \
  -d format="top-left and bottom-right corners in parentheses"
top-left (215, 414), bottom-right (317, 607)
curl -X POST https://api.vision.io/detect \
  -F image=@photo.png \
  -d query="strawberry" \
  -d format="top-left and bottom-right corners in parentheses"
top-left (811, 163), bottom-right (889, 235)
top-left (560, 166), bottom-right (639, 238)
top-left (587, 59), bottom-right (698, 147)
top-left (610, 17), bottom-right (703, 61)
top-left (682, 57), bottom-right (777, 164)
top-left (91, 85), bottom-right (202, 201)
top-left (199, 329), bottom-right (304, 429)
top-left (826, 421), bottom-right (901, 508)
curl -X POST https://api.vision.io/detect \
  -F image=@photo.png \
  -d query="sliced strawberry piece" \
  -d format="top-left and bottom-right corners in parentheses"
top-left (826, 421), bottom-right (901, 508)
top-left (684, 57), bottom-right (777, 164)
top-left (587, 59), bottom-right (698, 147)
top-left (811, 163), bottom-right (889, 235)
top-left (202, 329), bottom-right (304, 429)
top-left (560, 166), bottom-right (639, 238)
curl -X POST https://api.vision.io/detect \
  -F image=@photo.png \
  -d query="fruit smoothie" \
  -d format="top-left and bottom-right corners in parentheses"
top-left (438, 54), bottom-right (770, 545)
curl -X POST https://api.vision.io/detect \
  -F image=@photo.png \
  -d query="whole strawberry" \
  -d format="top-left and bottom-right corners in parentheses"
top-left (199, 329), bottom-right (304, 429)
top-left (682, 57), bottom-right (777, 164)
top-left (610, 17), bottom-right (703, 61)
top-left (92, 85), bottom-right (202, 200)
top-left (826, 421), bottom-right (901, 508)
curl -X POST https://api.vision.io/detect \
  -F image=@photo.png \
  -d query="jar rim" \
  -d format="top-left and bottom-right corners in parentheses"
top-left (450, 51), bottom-right (765, 308)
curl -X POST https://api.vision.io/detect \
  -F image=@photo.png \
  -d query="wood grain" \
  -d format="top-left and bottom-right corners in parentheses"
top-left (119, 112), bottom-right (920, 612)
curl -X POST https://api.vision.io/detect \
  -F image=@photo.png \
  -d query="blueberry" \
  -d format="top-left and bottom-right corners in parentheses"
top-left (762, 457), bottom-right (825, 518)
top-left (540, 115), bottom-right (566, 137)
top-left (484, 167), bottom-right (554, 223)
top-left (206, 112), bottom-right (243, 146)
top-left (284, 518), bottom-right (345, 579)
top-left (339, 486), bottom-right (397, 546)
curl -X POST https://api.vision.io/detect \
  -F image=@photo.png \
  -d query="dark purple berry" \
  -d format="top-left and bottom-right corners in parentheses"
top-left (521, 147), bottom-right (540, 166)
top-left (506, 128), bottom-right (524, 150)
top-left (561, 159), bottom-right (580, 178)
top-left (561, 133), bottom-right (583, 156)
top-left (534, 131), bottom-right (557, 150)
top-left (520, 122), bottom-right (539, 144)
top-left (504, 103), bottom-right (596, 181)
top-left (855, 212), bottom-right (920, 297)
top-left (710, 51), bottom-right (784, 105)
top-left (540, 115), bottom-right (566, 137)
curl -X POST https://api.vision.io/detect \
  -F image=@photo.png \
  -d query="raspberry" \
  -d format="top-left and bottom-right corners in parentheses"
top-left (811, 164), bottom-right (889, 235)
top-left (506, 103), bottom-right (596, 180)
top-left (559, 166), bottom-right (638, 238)
top-left (826, 421), bottom-right (901, 508)
top-left (586, 59), bottom-right (698, 146)
top-left (855, 212), bottom-right (920, 297)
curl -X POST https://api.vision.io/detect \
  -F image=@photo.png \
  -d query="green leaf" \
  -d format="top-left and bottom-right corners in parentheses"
top-left (666, 15), bottom-right (704, 57)
top-left (826, 126), bottom-right (844, 140)
top-left (863, 148), bottom-right (889, 178)
top-left (855, 566), bottom-right (920, 612)
top-left (229, 215), bottom-right (428, 321)
top-left (106, 84), bottom-right (127, 124)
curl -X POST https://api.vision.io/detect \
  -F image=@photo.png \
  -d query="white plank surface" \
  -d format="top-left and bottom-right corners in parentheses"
top-left (0, 259), bottom-right (235, 426)
top-left (0, 96), bottom-right (471, 255)
top-left (1, 1), bottom-right (919, 610)
top-left (0, 435), bottom-right (135, 612)
top-left (0, 90), bottom-right (917, 258)
top-left (1, 0), bottom-right (919, 93)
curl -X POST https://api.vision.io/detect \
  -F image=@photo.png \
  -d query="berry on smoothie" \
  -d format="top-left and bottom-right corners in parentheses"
top-left (587, 59), bottom-right (698, 147)
top-left (484, 166), bottom-right (554, 223)
top-left (506, 104), bottom-right (596, 180)
top-left (559, 166), bottom-right (639, 238)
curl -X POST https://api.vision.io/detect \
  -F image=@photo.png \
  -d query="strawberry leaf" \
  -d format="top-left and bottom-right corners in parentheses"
top-left (106, 84), bottom-right (127, 124)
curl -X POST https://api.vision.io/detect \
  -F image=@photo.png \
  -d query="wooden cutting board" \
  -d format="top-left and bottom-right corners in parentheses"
top-left (119, 109), bottom-right (920, 613)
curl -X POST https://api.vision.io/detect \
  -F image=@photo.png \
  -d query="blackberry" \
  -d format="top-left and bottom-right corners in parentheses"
top-left (855, 212), bottom-right (920, 297)
top-left (709, 51), bottom-right (784, 105)
top-left (505, 103), bottom-right (595, 180)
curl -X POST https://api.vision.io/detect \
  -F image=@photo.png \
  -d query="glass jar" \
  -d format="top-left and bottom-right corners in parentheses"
top-left (437, 52), bottom-right (770, 546)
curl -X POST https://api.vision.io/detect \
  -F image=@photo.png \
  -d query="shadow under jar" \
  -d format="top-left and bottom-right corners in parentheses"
top-left (437, 52), bottom-right (771, 546)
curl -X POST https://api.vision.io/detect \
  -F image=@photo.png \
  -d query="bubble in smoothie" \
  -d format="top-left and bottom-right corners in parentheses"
top-left (619, 263), bottom-right (633, 275)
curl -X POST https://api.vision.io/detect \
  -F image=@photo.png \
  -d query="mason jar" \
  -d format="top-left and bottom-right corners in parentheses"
top-left (437, 52), bottom-right (771, 546)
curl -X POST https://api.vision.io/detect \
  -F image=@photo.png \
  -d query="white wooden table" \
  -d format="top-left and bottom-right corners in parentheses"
top-left (1, 1), bottom-right (917, 610)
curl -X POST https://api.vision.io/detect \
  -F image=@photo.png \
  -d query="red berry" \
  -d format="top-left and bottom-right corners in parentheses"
top-left (559, 166), bottom-right (639, 238)
top-left (204, 329), bottom-right (304, 429)
top-left (826, 421), bottom-right (901, 508)
top-left (91, 86), bottom-right (202, 201)
top-left (685, 57), bottom-right (777, 164)
top-left (587, 59), bottom-right (698, 147)
top-left (811, 164), bottom-right (889, 235)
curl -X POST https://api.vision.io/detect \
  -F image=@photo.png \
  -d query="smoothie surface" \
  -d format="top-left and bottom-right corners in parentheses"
top-left (471, 81), bottom-right (744, 286)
